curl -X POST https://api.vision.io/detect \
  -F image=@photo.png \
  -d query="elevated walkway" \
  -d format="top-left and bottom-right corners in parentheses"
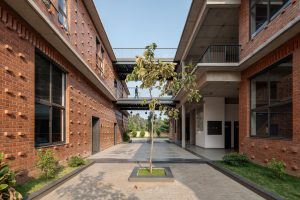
top-left (115, 97), bottom-right (177, 110)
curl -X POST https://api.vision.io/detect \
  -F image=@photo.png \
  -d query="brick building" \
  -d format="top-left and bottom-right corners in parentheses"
top-left (171, 0), bottom-right (300, 176)
top-left (0, 0), bottom-right (128, 181)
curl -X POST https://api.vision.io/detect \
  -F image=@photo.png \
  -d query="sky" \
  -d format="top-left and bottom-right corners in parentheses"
top-left (95, 0), bottom-right (192, 118)
top-left (95, 0), bottom-right (192, 48)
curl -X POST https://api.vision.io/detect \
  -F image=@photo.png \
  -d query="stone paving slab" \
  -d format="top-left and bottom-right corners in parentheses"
top-left (41, 163), bottom-right (264, 200)
top-left (89, 142), bottom-right (200, 162)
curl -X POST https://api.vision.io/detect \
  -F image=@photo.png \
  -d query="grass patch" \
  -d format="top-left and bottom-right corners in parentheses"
top-left (216, 161), bottom-right (300, 200)
top-left (137, 168), bottom-right (166, 177)
top-left (16, 164), bottom-right (85, 197)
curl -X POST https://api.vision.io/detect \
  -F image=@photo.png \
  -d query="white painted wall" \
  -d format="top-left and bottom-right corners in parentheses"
top-left (195, 103), bottom-right (205, 147)
top-left (225, 104), bottom-right (239, 148)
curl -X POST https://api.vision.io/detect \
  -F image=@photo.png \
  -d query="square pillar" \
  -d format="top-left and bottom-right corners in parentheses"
top-left (181, 104), bottom-right (186, 148)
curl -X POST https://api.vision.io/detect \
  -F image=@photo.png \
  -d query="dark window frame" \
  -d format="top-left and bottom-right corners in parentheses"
top-left (96, 37), bottom-right (105, 76)
top-left (249, 0), bottom-right (291, 38)
top-left (249, 55), bottom-right (292, 139)
top-left (35, 50), bottom-right (67, 147)
top-left (58, 0), bottom-right (68, 30)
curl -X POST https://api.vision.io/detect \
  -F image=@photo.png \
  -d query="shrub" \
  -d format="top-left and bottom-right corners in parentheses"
top-left (156, 130), bottom-right (161, 137)
top-left (36, 149), bottom-right (59, 179)
top-left (0, 152), bottom-right (22, 200)
top-left (122, 131), bottom-right (130, 142)
top-left (267, 158), bottom-right (285, 178)
top-left (68, 156), bottom-right (86, 167)
top-left (140, 129), bottom-right (145, 138)
top-left (223, 152), bottom-right (249, 166)
top-left (131, 130), bottom-right (137, 138)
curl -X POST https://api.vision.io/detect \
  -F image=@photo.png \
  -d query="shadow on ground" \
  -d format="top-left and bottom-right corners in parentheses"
top-left (55, 172), bottom-right (139, 200)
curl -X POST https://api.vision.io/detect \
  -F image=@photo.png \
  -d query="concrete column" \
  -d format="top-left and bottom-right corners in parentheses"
top-left (181, 104), bottom-right (186, 148)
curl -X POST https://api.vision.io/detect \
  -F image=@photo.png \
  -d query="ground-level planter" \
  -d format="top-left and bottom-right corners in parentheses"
top-left (24, 161), bottom-right (94, 200)
top-left (128, 167), bottom-right (174, 182)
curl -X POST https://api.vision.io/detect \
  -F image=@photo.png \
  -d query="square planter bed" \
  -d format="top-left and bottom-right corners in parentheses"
top-left (128, 167), bottom-right (174, 182)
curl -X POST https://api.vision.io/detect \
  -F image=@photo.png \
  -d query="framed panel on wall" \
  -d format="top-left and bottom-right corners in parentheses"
top-left (207, 121), bottom-right (222, 135)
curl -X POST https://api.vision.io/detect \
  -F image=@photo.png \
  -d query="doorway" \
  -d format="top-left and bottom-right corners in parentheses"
top-left (234, 121), bottom-right (239, 150)
top-left (114, 123), bottom-right (117, 145)
top-left (92, 117), bottom-right (100, 154)
top-left (225, 121), bottom-right (231, 149)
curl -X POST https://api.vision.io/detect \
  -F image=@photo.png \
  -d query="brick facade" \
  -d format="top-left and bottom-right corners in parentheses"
top-left (239, 6), bottom-right (300, 176)
top-left (0, 1), bottom-right (127, 182)
top-left (239, 0), bottom-right (300, 60)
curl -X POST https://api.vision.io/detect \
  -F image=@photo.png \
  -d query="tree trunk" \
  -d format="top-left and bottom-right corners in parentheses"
top-left (149, 113), bottom-right (154, 174)
top-left (149, 88), bottom-right (154, 174)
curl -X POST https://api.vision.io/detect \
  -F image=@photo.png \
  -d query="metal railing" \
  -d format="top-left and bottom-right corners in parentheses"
top-left (199, 45), bottom-right (240, 63)
top-left (126, 87), bottom-right (171, 99)
top-left (113, 48), bottom-right (177, 59)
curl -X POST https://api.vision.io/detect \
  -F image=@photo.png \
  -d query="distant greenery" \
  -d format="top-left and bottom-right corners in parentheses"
top-left (131, 129), bottom-right (137, 137)
top-left (128, 113), bottom-right (147, 132)
top-left (140, 129), bottom-right (145, 138)
top-left (129, 112), bottom-right (169, 137)
top-left (216, 161), bottom-right (300, 200)
top-left (147, 113), bottom-right (169, 135)
top-left (137, 168), bottom-right (166, 177)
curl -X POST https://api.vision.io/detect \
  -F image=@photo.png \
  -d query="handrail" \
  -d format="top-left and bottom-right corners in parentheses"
top-left (198, 45), bottom-right (241, 63)
top-left (113, 48), bottom-right (177, 59)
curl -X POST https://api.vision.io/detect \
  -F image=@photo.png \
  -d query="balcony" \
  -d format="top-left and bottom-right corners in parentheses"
top-left (199, 45), bottom-right (240, 63)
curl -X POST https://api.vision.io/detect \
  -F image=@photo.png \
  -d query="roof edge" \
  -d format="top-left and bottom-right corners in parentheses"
top-left (83, 0), bottom-right (116, 62)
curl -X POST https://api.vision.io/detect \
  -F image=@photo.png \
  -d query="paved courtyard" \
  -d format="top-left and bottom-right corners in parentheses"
top-left (42, 163), bottom-right (263, 200)
top-left (89, 139), bottom-right (201, 162)
top-left (41, 140), bottom-right (264, 200)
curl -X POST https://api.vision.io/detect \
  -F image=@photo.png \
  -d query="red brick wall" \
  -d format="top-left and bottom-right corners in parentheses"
top-left (0, 1), bottom-right (127, 182)
top-left (33, 0), bottom-right (120, 92)
top-left (239, 0), bottom-right (300, 60)
top-left (239, 34), bottom-right (300, 176)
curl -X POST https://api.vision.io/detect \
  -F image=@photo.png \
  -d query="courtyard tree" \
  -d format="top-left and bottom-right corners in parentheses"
top-left (126, 43), bottom-right (201, 173)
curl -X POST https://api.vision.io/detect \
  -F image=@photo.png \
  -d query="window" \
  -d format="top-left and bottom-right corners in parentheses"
top-left (250, 0), bottom-right (290, 35)
top-left (58, 0), bottom-right (68, 29)
top-left (35, 52), bottom-right (66, 146)
top-left (96, 38), bottom-right (105, 76)
top-left (250, 56), bottom-right (292, 139)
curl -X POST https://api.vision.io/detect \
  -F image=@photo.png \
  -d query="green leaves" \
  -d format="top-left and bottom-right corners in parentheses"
top-left (126, 43), bottom-right (201, 120)
top-left (36, 149), bottom-right (59, 179)
top-left (0, 152), bottom-right (22, 199)
top-left (0, 184), bottom-right (8, 191)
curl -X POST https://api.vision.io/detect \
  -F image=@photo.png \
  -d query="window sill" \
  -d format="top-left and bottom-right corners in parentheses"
top-left (35, 142), bottom-right (66, 148)
top-left (248, 136), bottom-right (292, 141)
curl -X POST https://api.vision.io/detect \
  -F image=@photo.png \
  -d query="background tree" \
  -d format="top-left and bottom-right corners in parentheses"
top-left (128, 113), bottom-right (147, 132)
top-left (127, 43), bottom-right (201, 173)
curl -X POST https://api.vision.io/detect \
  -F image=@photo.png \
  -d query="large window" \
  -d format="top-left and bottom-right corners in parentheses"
top-left (250, 56), bottom-right (292, 139)
top-left (58, 0), bottom-right (68, 29)
top-left (35, 52), bottom-right (66, 146)
top-left (250, 0), bottom-right (290, 35)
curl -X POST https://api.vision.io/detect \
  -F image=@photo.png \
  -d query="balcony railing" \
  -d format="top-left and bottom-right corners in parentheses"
top-left (125, 87), bottom-right (171, 99)
top-left (113, 48), bottom-right (177, 59)
top-left (199, 45), bottom-right (240, 63)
